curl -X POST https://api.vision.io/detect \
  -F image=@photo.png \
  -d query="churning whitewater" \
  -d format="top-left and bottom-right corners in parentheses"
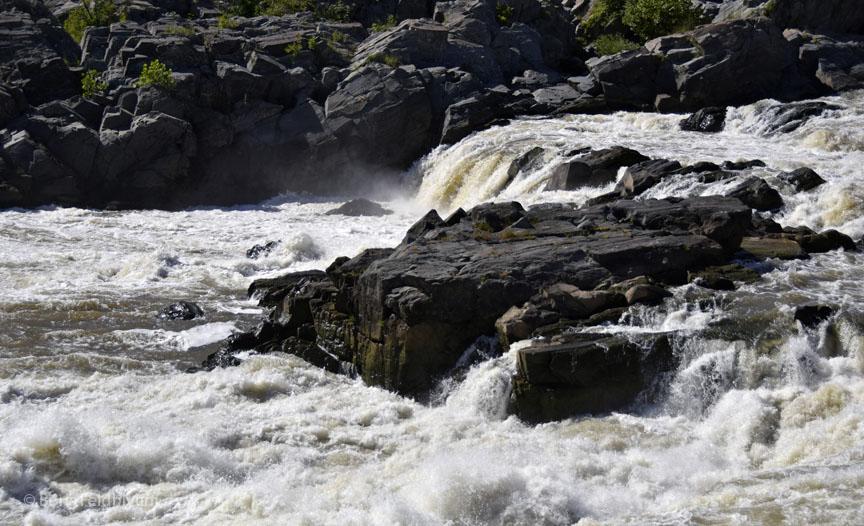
top-left (2, 91), bottom-right (864, 525)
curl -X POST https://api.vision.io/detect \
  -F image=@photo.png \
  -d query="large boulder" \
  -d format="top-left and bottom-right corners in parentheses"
top-left (325, 63), bottom-right (437, 176)
top-left (586, 48), bottom-right (662, 110)
top-left (210, 196), bottom-right (758, 397)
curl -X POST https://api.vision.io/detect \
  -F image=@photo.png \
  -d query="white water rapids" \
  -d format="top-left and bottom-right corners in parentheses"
top-left (1, 91), bottom-right (864, 525)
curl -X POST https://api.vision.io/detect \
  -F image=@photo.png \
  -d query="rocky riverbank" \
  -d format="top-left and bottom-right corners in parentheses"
top-left (200, 145), bottom-right (857, 422)
top-left (2, 0), bottom-right (864, 209)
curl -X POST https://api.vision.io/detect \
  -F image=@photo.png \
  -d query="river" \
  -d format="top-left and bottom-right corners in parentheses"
top-left (1, 91), bottom-right (863, 525)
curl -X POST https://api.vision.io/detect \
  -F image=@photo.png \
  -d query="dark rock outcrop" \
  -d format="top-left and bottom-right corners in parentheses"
top-left (754, 101), bottom-right (842, 135)
top-left (797, 34), bottom-right (864, 92)
top-left (2, 0), bottom-right (863, 210)
top-left (0, 0), bottom-right (588, 209)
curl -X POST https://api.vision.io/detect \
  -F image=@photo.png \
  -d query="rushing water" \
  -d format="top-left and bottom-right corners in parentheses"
top-left (2, 92), bottom-right (864, 525)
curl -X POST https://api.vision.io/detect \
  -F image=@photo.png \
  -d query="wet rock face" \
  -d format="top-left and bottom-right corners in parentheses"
top-left (511, 332), bottom-right (676, 422)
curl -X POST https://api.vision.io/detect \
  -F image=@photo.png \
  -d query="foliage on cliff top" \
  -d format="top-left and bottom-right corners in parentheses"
top-left (225, 0), bottom-right (350, 21)
top-left (623, 0), bottom-right (707, 41)
top-left (594, 33), bottom-right (640, 56)
top-left (582, 0), bottom-right (706, 45)
top-left (63, 0), bottom-right (125, 43)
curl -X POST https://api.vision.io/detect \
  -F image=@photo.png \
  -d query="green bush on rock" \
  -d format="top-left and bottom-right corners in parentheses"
top-left (622, 0), bottom-right (706, 41)
top-left (81, 69), bottom-right (107, 98)
top-left (594, 33), bottom-right (640, 55)
top-left (225, 0), bottom-right (350, 21)
top-left (137, 59), bottom-right (175, 89)
top-left (370, 14), bottom-right (398, 32)
top-left (63, 0), bottom-right (124, 43)
top-left (495, 3), bottom-right (515, 25)
top-left (581, 0), bottom-right (705, 46)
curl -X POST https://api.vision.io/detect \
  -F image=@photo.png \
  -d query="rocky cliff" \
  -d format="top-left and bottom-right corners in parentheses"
top-left (2, 0), bottom-right (864, 209)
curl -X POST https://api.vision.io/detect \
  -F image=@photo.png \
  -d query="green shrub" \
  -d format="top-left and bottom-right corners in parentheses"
top-left (81, 69), bottom-right (107, 98)
top-left (594, 33), bottom-right (640, 55)
top-left (217, 13), bottom-right (239, 29)
top-left (317, 1), bottom-right (350, 21)
top-left (137, 59), bottom-right (175, 89)
top-left (622, 0), bottom-right (705, 42)
top-left (63, 0), bottom-right (124, 43)
top-left (495, 3), bottom-right (515, 25)
top-left (329, 30), bottom-right (348, 44)
top-left (580, 0), bottom-right (627, 36)
top-left (164, 25), bottom-right (196, 37)
top-left (285, 40), bottom-right (303, 58)
top-left (226, 0), bottom-right (350, 21)
top-left (226, 0), bottom-right (259, 17)
top-left (363, 52), bottom-right (400, 67)
top-left (370, 14), bottom-right (398, 32)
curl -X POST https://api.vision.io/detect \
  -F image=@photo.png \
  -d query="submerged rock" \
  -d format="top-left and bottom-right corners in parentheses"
top-left (545, 147), bottom-right (650, 191)
top-left (794, 304), bottom-right (835, 328)
top-left (755, 101), bottom-right (843, 135)
top-left (680, 107), bottom-right (727, 132)
top-left (779, 167), bottom-right (826, 192)
top-left (726, 177), bottom-right (784, 211)
top-left (246, 240), bottom-right (280, 259)
top-left (325, 198), bottom-right (394, 217)
top-left (157, 301), bottom-right (204, 320)
top-left (740, 236), bottom-right (806, 259)
top-left (511, 332), bottom-right (676, 422)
